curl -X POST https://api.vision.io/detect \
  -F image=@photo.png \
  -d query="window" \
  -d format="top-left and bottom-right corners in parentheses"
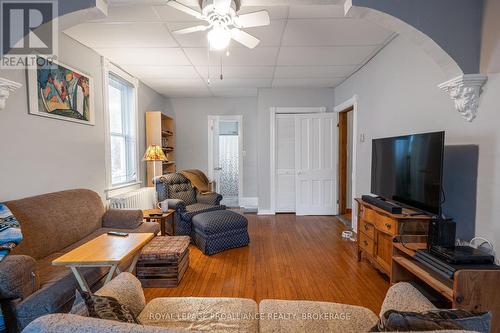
top-left (106, 68), bottom-right (138, 188)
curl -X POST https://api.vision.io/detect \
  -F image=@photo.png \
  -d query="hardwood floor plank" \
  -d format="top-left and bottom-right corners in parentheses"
top-left (143, 213), bottom-right (390, 314)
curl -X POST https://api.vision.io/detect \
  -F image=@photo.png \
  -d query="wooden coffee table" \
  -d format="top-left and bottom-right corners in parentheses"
top-left (143, 209), bottom-right (175, 236)
top-left (52, 233), bottom-right (154, 293)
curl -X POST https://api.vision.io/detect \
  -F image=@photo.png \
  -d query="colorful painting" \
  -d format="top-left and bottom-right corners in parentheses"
top-left (28, 56), bottom-right (94, 125)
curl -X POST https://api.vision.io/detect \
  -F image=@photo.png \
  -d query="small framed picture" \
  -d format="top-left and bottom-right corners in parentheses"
top-left (27, 56), bottom-right (94, 125)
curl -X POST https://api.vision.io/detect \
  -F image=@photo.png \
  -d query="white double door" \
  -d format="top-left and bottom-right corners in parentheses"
top-left (275, 113), bottom-right (338, 216)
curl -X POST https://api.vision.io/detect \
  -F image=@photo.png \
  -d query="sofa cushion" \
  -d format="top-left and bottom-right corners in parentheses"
top-left (192, 210), bottom-right (247, 235)
top-left (6, 189), bottom-right (105, 260)
top-left (259, 299), bottom-right (379, 333)
top-left (138, 297), bottom-right (259, 333)
top-left (180, 203), bottom-right (226, 222)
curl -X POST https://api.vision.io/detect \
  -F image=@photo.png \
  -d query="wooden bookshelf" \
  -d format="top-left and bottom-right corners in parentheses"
top-left (146, 112), bottom-right (176, 186)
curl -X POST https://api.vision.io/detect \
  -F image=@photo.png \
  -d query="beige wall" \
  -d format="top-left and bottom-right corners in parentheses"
top-left (481, 0), bottom-right (500, 73)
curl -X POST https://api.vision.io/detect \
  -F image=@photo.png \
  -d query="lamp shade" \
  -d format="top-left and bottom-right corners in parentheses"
top-left (143, 145), bottom-right (167, 161)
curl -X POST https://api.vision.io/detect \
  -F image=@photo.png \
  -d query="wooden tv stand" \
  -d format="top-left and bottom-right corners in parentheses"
top-left (355, 198), bottom-right (430, 276)
top-left (392, 239), bottom-right (500, 332)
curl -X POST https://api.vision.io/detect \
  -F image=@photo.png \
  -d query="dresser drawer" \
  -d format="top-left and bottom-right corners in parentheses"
top-left (359, 232), bottom-right (374, 256)
top-left (376, 216), bottom-right (397, 236)
top-left (359, 219), bottom-right (375, 239)
top-left (363, 208), bottom-right (397, 236)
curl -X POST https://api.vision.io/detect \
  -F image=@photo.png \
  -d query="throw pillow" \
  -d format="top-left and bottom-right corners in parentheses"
top-left (80, 291), bottom-right (139, 324)
top-left (372, 309), bottom-right (491, 332)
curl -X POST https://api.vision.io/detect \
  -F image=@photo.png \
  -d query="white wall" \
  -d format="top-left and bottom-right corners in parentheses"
top-left (257, 88), bottom-right (335, 211)
top-left (166, 97), bottom-right (258, 199)
top-left (334, 35), bottom-right (500, 250)
top-left (0, 33), bottom-right (168, 201)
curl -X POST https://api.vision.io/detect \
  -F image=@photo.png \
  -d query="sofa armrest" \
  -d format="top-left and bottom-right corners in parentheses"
top-left (102, 209), bottom-right (143, 229)
top-left (163, 199), bottom-right (186, 213)
top-left (95, 272), bottom-right (146, 318)
top-left (196, 192), bottom-right (222, 206)
top-left (23, 314), bottom-right (184, 333)
top-left (0, 255), bottom-right (39, 299)
top-left (380, 282), bottom-right (437, 317)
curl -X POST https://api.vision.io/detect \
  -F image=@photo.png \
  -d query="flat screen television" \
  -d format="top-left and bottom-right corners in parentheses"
top-left (371, 131), bottom-right (445, 215)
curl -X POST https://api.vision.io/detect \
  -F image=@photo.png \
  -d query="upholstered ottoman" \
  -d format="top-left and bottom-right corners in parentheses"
top-left (191, 210), bottom-right (250, 255)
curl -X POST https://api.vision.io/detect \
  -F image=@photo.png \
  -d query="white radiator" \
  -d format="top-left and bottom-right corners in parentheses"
top-left (109, 187), bottom-right (156, 210)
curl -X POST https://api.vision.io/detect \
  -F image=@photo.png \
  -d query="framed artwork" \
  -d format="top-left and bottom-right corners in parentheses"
top-left (28, 56), bottom-right (94, 125)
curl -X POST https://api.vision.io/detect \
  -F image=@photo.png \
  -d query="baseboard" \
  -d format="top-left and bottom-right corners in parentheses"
top-left (240, 197), bottom-right (258, 209)
top-left (257, 210), bottom-right (275, 215)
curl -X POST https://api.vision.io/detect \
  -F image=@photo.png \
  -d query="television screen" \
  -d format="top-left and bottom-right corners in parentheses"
top-left (371, 131), bottom-right (445, 215)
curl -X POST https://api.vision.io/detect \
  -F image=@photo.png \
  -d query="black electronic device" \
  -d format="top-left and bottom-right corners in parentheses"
top-left (427, 218), bottom-right (456, 248)
top-left (430, 245), bottom-right (495, 265)
top-left (107, 231), bottom-right (129, 237)
top-left (361, 195), bottom-right (402, 214)
top-left (371, 131), bottom-right (445, 215)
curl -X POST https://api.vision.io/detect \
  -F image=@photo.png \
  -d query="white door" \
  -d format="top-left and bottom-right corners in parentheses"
top-left (275, 115), bottom-right (296, 212)
top-left (295, 113), bottom-right (338, 216)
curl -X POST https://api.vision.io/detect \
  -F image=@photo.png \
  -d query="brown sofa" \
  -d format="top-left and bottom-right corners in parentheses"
top-left (0, 189), bottom-right (160, 331)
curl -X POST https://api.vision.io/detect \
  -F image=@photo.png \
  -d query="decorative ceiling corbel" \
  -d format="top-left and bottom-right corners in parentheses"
top-left (438, 74), bottom-right (488, 122)
top-left (0, 78), bottom-right (22, 110)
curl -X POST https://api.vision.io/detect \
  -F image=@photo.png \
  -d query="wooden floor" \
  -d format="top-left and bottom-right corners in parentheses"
top-left (144, 214), bottom-right (390, 314)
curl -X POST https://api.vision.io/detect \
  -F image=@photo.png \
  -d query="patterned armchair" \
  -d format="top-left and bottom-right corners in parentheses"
top-left (153, 173), bottom-right (225, 236)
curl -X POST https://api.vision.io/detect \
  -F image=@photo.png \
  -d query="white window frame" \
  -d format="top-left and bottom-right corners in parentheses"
top-left (103, 58), bottom-right (141, 197)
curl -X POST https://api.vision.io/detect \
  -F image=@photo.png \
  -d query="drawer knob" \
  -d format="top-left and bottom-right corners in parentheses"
top-left (455, 296), bottom-right (464, 304)
top-left (385, 223), bottom-right (392, 229)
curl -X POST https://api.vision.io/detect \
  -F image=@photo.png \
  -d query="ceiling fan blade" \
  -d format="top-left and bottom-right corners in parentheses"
top-left (214, 0), bottom-right (231, 14)
top-left (167, 1), bottom-right (203, 19)
top-left (235, 10), bottom-right (270, 28)
top-left (231, 28), bottom-right (260, 49)
top-left (173, 25), bottom-right (210, 35)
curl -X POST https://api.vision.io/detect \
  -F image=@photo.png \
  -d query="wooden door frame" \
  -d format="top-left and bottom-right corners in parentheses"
top-left (338, 106), bottom-right (353, 215)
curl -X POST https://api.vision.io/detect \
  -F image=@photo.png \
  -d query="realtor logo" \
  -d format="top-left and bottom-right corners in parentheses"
top-left (1, 0), bottom-right (57, 68)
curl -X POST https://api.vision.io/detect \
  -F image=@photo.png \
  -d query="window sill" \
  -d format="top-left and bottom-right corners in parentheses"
top-left (106, 181), bottom-right (142, 199)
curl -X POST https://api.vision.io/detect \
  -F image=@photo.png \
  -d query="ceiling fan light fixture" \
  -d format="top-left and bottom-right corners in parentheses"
top-left (208, 26), bottom-right (231, 50)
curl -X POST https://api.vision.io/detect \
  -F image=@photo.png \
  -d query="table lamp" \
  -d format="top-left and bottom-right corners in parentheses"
top-left (144, 144), bottom-right (167, 186)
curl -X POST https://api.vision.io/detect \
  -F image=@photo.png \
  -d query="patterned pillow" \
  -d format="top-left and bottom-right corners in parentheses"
top-left (80, 291), bottom-right (139, 324)
top-left (372, 309), bottom-right (491, 332)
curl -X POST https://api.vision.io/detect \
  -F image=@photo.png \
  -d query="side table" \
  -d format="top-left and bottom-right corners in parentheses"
top-left (143, 209), bottom-right (175, 236)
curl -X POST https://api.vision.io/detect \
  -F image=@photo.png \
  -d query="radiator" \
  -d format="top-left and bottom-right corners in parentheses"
top-left (109, 187), bottom-right (157, 210)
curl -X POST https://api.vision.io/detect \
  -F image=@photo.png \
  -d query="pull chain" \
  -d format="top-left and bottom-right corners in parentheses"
top-left (207, 41), bottom-right (211, 85)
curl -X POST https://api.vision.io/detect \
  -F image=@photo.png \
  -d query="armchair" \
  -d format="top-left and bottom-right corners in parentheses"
top-left (153, 173), bottom-right (225, 236)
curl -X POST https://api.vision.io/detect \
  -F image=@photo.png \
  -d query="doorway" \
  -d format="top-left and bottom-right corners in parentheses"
top-left (271, 108), bottom-right (338, 216)
top-left (208, 115), bottom-right (243, 208)
top-left (338, 106), bottom-right (354, 221)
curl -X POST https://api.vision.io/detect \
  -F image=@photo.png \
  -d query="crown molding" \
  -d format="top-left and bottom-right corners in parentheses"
top-left (0, 78), bottom-right (22, 110)
top-left (438, 74), bottom-right (488, 122)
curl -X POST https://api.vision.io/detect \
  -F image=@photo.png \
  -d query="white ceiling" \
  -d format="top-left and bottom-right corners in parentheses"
top-left (64, 1), bottom-right (395, 97)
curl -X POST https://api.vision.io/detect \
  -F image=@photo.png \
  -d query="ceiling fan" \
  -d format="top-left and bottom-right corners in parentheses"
top-left (167, 0), bottom-right (270, 50)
